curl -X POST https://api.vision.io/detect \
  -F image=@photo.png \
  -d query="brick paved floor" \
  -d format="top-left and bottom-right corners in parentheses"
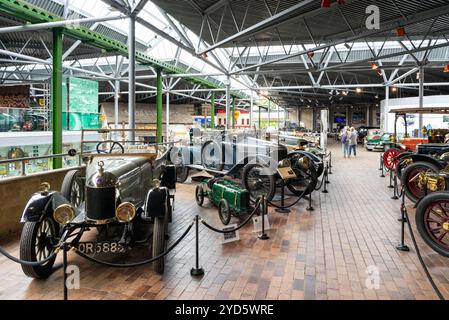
top-left (0, 142), bottom-right (448, 300)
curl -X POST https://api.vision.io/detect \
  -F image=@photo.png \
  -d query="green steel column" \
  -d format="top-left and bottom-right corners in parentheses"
top-left (210, 93), bottom-right (215, 129)
top-left (232, 97), bottom-right (236, 129)
top-left (52, 28), bottom-right (63, 169)
top-left (156, 68), bottom-right (163, 143)
top-left (258, 106), bottom-right (261, 129)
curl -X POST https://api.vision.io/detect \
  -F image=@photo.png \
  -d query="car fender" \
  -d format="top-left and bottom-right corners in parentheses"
top-left (402, 154), bottom-right (445, 170)
top-left (20, 191), bottom-right (69, 223)
top-left (287, 151), bottom-right (322, 164)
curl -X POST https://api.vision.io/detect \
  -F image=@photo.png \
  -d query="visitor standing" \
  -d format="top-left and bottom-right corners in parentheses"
top-left (341, 126), bottom-right (350, 158)
top-left (348, 127), bottom-right (358, 158)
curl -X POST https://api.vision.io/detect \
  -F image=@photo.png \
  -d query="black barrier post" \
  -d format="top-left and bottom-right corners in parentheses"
top-left (388, 169), bottom-right (394, 188)
top-left (328, 153), bottom-right (332, 174)
top-left (275, 181), bottom-right (291, 214)
top-left (190, 215), bottom-right (204, 277)
top-left (306, 192), bottom-right (314, 211)
top-left (391, 172), bottom-right (399, 200)
top-left (396, 188), bottom-right (410, 252)
top-left (379, 153), bottom-right (383, 171)
top-left (63, 243), bottom-right (68, 301)
top-left (258, 196), bottom-right (270, 240)
top-left (322, 166), bottom-right (329, 194)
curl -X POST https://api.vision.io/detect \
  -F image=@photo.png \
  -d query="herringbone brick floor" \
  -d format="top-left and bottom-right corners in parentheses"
top-left (0, 143), bottom-right (448, 300)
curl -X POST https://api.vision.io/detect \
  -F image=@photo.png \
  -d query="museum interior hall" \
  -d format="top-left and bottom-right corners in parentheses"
top-left (1, 0), bottom-right (449, 302)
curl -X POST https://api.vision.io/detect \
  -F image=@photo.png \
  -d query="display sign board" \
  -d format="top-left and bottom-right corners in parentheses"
top-left (252, 216), bottom-right (271, 233)
top-left (69, 77), bottom-right (99, 114)
top-left (222, 224), bottom-right (240, 244)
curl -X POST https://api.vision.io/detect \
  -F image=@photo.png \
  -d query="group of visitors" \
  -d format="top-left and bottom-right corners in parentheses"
top-left (341, 126), bottom-right (358, 158)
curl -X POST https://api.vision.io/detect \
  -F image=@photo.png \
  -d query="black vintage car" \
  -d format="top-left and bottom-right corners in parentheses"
top-left (19, 129), bottom-right (177, 278)
top-left (174, 129), bottom-right (322, 201)
top-left (398, 143), bottom-right (449, 203)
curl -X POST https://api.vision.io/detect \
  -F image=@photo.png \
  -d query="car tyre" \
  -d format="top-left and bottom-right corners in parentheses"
top-left (415, 192), bottom-right (449, 257)
top-left (152, 213), bottom-right (167, 274)
top-left (195, 185), bottom-right (205, 206)
top-left (401, 162), bottom-right (440, 203)
top-left (218, 199), bottom-right (231, 225)
top-left (242, 163), bottom-right (276, 202)
top-left (20, 218), bottom-right (57, 279)
top-left (61, 169), bottom-right (84, 207)
top-left (176, 166), bottom-right (190, 183)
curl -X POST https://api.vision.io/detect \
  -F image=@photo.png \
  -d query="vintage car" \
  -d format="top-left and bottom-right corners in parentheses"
top-left (195, 177), bottom-right (253, 225)
top-left (364, 130), bottom-right (387, 151)
top-left (357, 126), bottom-right (380, 144)
top-left (19, 130), bottom-right (176, 278)
top-left (414, 176), bottom-right (449, 257)
top-left (397, 144), bottom-right (449, 203)
top-left (175, 129), bottom-right (322, 201)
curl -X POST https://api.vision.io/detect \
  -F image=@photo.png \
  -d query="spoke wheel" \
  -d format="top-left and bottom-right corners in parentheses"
top-left (61, 170), bottom-right (84, 207)
top-left (383, 148), bottom-right (401, 170)
top-left (242, 163), bottom-right (276, 201)
top-left (195, 185), bottom-right (205, 206)
top-left (218, 199), bottom-right (231, 225)
top-left (401, 162), bottom-right (440, 203)
top-left (20, 217), bottom-right (57, 278)
top-left (416, 192), bottom-right (449, 257)
top-left (286, 155), bottom-right (318, 196)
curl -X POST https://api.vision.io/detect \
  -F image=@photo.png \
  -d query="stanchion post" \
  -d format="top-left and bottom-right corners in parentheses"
top-left (379, 153), bottom-right (383, 171)
top-left (63, 242), bottom-right (68, 301)
top-left (328, 153), bottom-right (332, 174)
top-left (396, 188), bottom-right (410, 252)
top-left (258, 196), bottom-right (269, 240)
top-left (190, 215), bottom-right (204, 276)
top-left (275, 181), bottom-right (291, 214)
top-left (388, 168), bottom-right (394, 188)
top-left (391, 171), bottom-right (399, 200)
top-left (322, 166), bottom-right (329, 194)
top-left (306, 191), bottom-right (314, 211)
top-left (380, 154), bottom-right (385, 178)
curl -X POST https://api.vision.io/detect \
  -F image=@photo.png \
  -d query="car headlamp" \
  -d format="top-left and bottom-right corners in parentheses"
top-left (115, 202), bottom-right (136, 223)
top-left (53, 204), bottom-right (75, 225)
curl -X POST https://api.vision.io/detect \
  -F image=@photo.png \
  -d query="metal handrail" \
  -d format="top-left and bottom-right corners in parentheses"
top-left (0, 152), bottom-right (77, 165)
top-left (0, 151), bottom-right (80, 177)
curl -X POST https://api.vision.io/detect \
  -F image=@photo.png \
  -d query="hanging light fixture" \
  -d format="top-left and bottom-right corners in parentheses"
top-left (370, 62), bottom-right (379, 70)
top-left (307, 51), bottom-right (315, 58)
top-left (321, 0), bottom-right (332, 8)
top-left (396, 26), bottom-right (406, 37)
top-left (356, 88), bottom-right (362, 93)
top-left (391, 87), bottom-right (398, 92)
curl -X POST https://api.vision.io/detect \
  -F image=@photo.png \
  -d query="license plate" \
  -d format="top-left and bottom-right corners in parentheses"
top-left (76, 242), bottom-right (127, 254)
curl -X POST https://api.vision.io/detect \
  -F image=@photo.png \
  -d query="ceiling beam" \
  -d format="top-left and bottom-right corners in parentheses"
top-left (231, 4), bottom-right (449, 74)
top-left (197, 0), bottom-right (316, 55)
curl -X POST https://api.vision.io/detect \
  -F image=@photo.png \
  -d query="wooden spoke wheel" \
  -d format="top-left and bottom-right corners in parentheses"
top-left (383, 148), bottom-right (401, 171)
top-left (416, 192), bottom-right (449, 257)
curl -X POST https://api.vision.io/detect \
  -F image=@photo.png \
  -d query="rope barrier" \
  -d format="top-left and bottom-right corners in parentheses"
top-left (200, 199), bottom-right (262, 234)
top-left (73, 220), bottom-right (194, 268)
top-left (0, 246), bottom-right (58, 266)
top-left (401, 203), bottom-right (445, 300)
top-left (267, 185), bottom-right (309, 210)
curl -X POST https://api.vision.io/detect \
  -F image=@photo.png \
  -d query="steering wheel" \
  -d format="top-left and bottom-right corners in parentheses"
top-left (96, 141), bottom-right (125, 154)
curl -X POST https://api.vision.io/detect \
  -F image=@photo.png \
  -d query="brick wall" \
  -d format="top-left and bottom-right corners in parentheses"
top-left (100, 102), bottom-right (197, 126)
